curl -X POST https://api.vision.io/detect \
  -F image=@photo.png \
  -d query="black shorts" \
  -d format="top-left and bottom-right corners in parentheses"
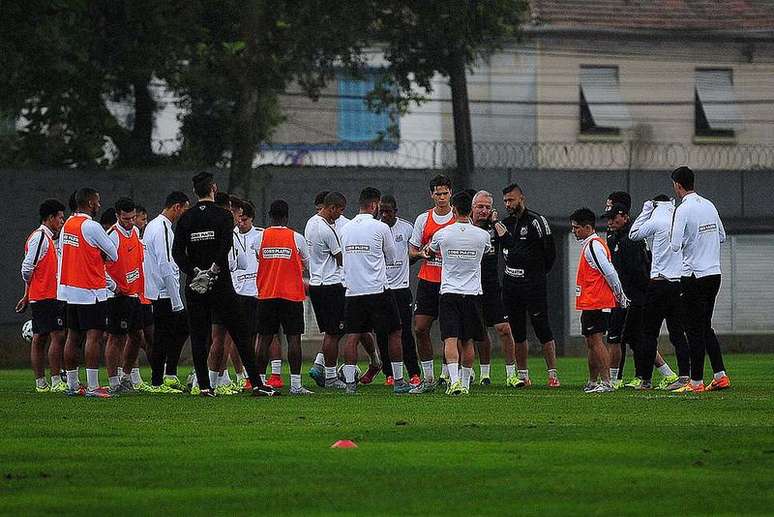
top-left (439, 293), bottom-right (485, 342)
top-left (607, 307), bottom-right (627, 344)
top-left (502, 281), bottom-right (554, 343)
top-left (211, 303), bottom-right (227, 326)
top-left (66, 301), bottom-right (108, 332)
top-left (480, 283), bottom-right (508, 327)
top-left (414, 279), bottom-right (441, 319)
top-left (30, 299), bottom-right (65, 334)
top-left (308, 283), bottom-right (346, 335)
top-left (151, 298), bottom-right (189, 338)
top-left (141, 303), bottom-right (154, 328)
top-left (344, 291), bottom-right (401, 335)
top-left (107, 296), bottom-right (143, 335)
top-left (581, 309), bottom-right (610, 337)
top-left (257, 299), bottom-right (304, 336)
top-left (238, 295), bottom-right (259, 335)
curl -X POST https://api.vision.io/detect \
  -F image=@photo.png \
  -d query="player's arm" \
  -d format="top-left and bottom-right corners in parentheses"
top-left (587, 240), bottom-right (628, 307)
top-left (154, 223), bottom-right (183, 310)
top-left (295, 232), bottom-right (311, 270)
top-left (172, 216), bottom-right (195, 278)
top-left (537, 215), bottom-right (556, 272)
top-left (323, 225), bottom-right (343, 267)
top-left (717, 213), bottom-right (727, 244)
top-left (18, 232), bottom-right (50, 312)
top-left (382, 225), bottom-right (398, 266)
top-left (629, 201), bottom-right (657, 241)
top-left (84, 220), bottom-right (118, 262)
top-left (669, 205), bottom-right (687, 253)
top-left (494, 215), bottom-right (515, 249)
top-left (409, 214), bottom-right (431, 260)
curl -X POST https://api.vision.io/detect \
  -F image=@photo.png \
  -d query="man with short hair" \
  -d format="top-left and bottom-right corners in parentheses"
top-left (470, 190), bottom-right (517, 385)
top-left (571, 208), bottom-right (629, 393)
top-left (104, 197), bottom-right (146, 395)
top-left (135, 205), bottom-right (149, 236)
top-left (252, 200), bottom-right (313, 395)
top-left (629, 194), bottom-right (691, 390)
top-left (17, 199), bottom-right (67, 392)
top-left (376, 195), bottom-right (420, 386)
top-left (59, 187), bottom-right (119, 398)
top-left (305, 191), bottom-right (350, 389)
top-left (408, 174), bottom-right (456, 394)
top-left (340, 188), bottom-right (410, 395)
top-left (669, 166), bottom-right (730, 392)
top-left (428, 191), bottom-right (491, 395)
top-left (172, 172), bottom-right (274, 397)
top-left (499, 183), bottom-right (560, 388)
top-left (142, 191), bottom-right (190, 393)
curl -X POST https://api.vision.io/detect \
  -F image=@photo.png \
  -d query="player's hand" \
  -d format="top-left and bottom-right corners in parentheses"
top-left (618, 294), bottom-right (630, 309)
top-left (491, 209), bottom-right (499, 223)
top-left (190, 267), bottom-right (213, 294)
top-left (15, 296), bottom-right (29, 313)
top-left (419, 245), bottom-right (432, 260)
top-left (172, 302), bottom-right (184, 312)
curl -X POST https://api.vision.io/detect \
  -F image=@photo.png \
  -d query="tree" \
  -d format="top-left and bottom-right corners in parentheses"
top-left (373, 0), bottom-right (526, 188)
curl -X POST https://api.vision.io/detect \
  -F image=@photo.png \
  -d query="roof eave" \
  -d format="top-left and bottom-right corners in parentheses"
top-left (521, 24), bottom-right (774, 42)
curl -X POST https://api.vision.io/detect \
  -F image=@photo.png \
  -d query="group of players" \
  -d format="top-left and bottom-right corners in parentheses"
top-left (17, 165), bottom-right (731, 397)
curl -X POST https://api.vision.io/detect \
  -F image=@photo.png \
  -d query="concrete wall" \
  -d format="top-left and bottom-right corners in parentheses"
top-left (2, 165), bottom-right (773, 366)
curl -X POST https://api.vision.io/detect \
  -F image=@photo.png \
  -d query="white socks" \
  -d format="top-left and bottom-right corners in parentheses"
top-left (714, 370), bottom-right (726, 381)
top-left (391, 362), bottom-right (404, 381)
top-left (290, 374), bottom-right (301, 389)
top-left (480, 364), bottom-right (490, 378)
top-left (441, 363), bottom-right (449, 377)
top-left (314, 353), bottom-right (325, 368)
top-left (461, 367), bottom-right (472, 389)
top-left (271, 360), bottom-right (282, 375)
top-left (421, 360), bottom-right (434, 382)
top-left (35, 377), bottom-right (47, 388)
top-left (343, 364), bottom-right (357, 383)
top-left (109, 376), bottom-right (120, 389)
top-left (51, 375), bottom-right (62, 387)
top-left (86, 368), bottom-right (99, 390)
top-left (610, 368), bottom-right (619, 381)
top-left (66, 369), bottom-right (80, 390)
top-left (548, 368), bottom-right (558, 379)
top-left (131, 368), bottom-right (142, 385)
top-left (325, 366), bottom-right (337, 380)
top-left (657, 363), bottom-right (675, 377)
top-left (505, 363), bottom-right (516, 377)
top-left (447, 363), bottom-right (460, 385)
top-left (208, 370), bottom-right (219, 388)
top-left (518, 369), bottom-right (529, 381)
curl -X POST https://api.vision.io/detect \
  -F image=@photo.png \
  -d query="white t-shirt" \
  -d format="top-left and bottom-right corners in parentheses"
top-left (340, 213), bottom-right (396, 297)
top-left (386, 218), bottom-right (413, 289)
top-left (429, 221), bottom-right (491, 295)
top-left (304, 214), bottom-right (343, 286)
top-left (409, 209), bottom-right (455, 248)
top-left (231, 226), bottom-right (262, 296)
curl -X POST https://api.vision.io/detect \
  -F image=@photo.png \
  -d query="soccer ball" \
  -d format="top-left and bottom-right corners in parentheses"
top-left (22, 320), bottom-right (33, 343)
top-left (337, 364), bottom-right (362, 383)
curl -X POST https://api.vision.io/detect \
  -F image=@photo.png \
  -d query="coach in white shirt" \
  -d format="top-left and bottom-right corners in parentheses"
top-left (428, 191), bottom-right (492, 395)
top-left (629, 194), bottom-right (690, 389)
top-left (339, 187), bottom-right (410, 395)
top-left (142, 191), bottom-right (190, 389)
top-left (669, 166), bottom-right (729, 391)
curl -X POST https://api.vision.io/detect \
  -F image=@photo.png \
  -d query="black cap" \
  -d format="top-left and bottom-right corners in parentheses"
top-left (601, 203), bottom-right (629, 218)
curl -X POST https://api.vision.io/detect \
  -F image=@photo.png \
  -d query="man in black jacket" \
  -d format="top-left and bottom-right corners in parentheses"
top-left (498, 183), bottom-right (560, 388)
top-left (172, 172), bottom-right (275, 397)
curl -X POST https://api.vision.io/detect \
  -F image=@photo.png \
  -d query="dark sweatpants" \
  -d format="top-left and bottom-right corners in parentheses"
top-left (640, 279), bottom-right (691, 381)
top-left (376, 288), bottom-right (420, 377)
top-left (149, 298), bottom-right (190, 386)
top-left (681, 274), bottom-right (725, 382)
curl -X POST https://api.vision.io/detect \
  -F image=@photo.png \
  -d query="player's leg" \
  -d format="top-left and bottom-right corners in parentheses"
top-left (679, 276), bottom-right (706, 390)
top-left (373, 291), bottom-right (408, 393)
top-left (30, 331), bottom-right (49, 392)
top-left (639, 284), bottom-right (663, 389)
top-left (504, 291), bottom-right (530, 388)
top-left (663, 283), bottom-right (690, 389)
top-left (63, 303), bottom-right (83, 393)
top-left (375, 328), bottom-right (393, 383)
top-left (622, 305), bottom-right (645, 388)
top-left (528, 289), bottom-right (559, 387)
top-left (48, 329), bottom-right (66, 391)
top-left (357, 332), bottom-right (382, 385)
top-left (165, 308), bottom-right (189, 383)
top-left (413, 279), bottom-right (440, 386)
top-left (443, 337), bottom-right (462, 394)
top-left (341, 331), bottom-right (361, 393)
top-left (149, 299), bottom-right (170, 389)
top-left (493, 322), bottom-right (516, 381)
top-left (186, 289), bottom-right (215, 394)
top-left (475, 333), bottom-right (492, 384)
top-left (460, 339), bottom-right (476, 392)
top-left (80, 301), bottom-right (108, 397)
top-left (437, 293), bottom-right (462, 395)
top-left (281, 299), bottom-right (310, 395)
top-left (606, 308), bottom-right (626, 387)
top-left (395, 288), bottom-right (420, 384)
top-left (208, 323), bottom-right (227, 393)
top-left (221, 291), bottom-right (271, 395)
top-left (702, 276), bottom-right (730, 391)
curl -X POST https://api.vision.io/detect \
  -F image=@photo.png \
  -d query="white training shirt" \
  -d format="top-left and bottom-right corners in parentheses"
top-left (409, 208), bottom-right (454, 249)
top-left (629, 200), bottom-right (683, 280)
top-left (250, 227), bottom-right (310, 272)
top-left (670, 192), bottom-right (725, 278)
top-left (231, 226), bottom-right (262, 296)
top-left (340, 213), bottom-right (396, 297)
top-left (385, 218), bottom-right (413, 290)
top-left (57, 213), bottom-right (118, 304)
top-left (142, 213), bottom-right (183, 308)
top-left (304, 213), bottom-right (344, 286)
top-left (21, 225), bottom-right (56, 286)
top-left (429, 221), bottom-right (491, 295)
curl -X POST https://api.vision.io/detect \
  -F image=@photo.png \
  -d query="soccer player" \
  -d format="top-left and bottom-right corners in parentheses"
top-left (142, 191), bottom-right (190, 393)
top-left (499, 183), bottom-right (560, 387)
top-left (59, 187), bottom-right (118, 398)
top-left (570, 208), bottom-right (629, 393)
top-left (376, 195), bottom-right (421, 386)
top-left (252, 200), bottom-right (312, 395)
top-left (305, 192), bottom-right (350, 388)
top-left (339, 188), bottom-right (410, 395)
top-left (172, 172), bottom-right (274, 397)
top-left (668, 166), bottom-right (730, 392)
top-left (104, 198), bottom-right (146, 395)
top-left (428, 191), bottom-right (491, 395)
top-left (470, 191), bottom-right (517, 385)
top-left (629, 195), bottom-right (691, 390)
top-left (16, 199), bottom-right (67, 392)
top-left (135, 205), bottom-right (149, 235)
top-left (408, 175), bottom-right (456, 394)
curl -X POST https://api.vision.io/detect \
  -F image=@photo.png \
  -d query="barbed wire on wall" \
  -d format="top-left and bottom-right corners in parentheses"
top-left (245, 140), bottom-right (774, 171)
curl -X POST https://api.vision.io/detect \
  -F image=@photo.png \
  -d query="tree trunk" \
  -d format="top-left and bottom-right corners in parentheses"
top-left (118, 76), bottom-right (156, 166)
top-left (448, 53), bottom-right (474, 190)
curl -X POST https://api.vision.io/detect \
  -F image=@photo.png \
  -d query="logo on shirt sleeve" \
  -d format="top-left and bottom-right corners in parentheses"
top-left (698, 223), bottom-right (717, 234)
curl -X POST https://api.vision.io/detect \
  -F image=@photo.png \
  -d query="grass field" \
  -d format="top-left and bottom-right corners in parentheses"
top-left (2, 354), bottom-right (773, 516)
